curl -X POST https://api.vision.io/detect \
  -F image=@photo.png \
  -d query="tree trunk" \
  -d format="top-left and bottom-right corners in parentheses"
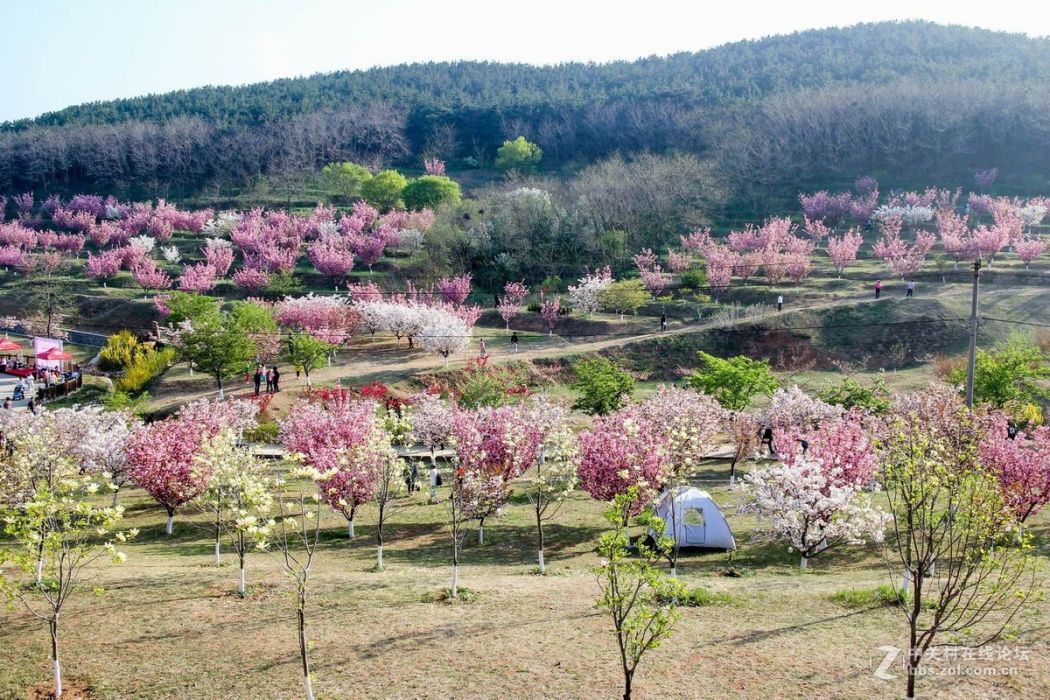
top-left (537, 510), bottom-right (546, 574)
top-left (165, 515), bottom-right (174, 536)
top-left (347, 520), bottom-right (355, 539)
top-left (477, 524), bottom-right (484, 545)
top-left (450, 564), bottom-right (459, 598)
top-left (377, 545), bottom-right (383, 569)
top-left (111, 488), bottom-right (120, 507)
top-left (215, 539), bottom-right (221, 566)
top-left (800, 556), bottom-right (808, 570)
top-left (51, 618), bottom-right (61, 698)
top-left (239, 563), bottom-right (246, 597)
top-left (217, 376), bottom-right (224, 400)
top-left (298, 596), bottom-right (314, 700)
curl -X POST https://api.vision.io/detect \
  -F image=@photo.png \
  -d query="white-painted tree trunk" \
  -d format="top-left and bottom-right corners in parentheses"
top-left (218, 386), bottom-right (225, 400)
top-left (901, 570), bottom-right (911, 594)
top-left (54, 659), bottom-right (62, 698)
top-left (303, 673), bottom-right (315, 700)
top-left (347, 520), bottom-right (355, 539)
top-left (670, 566), bottom-right (677, 579)
top-left (477, 526), bottom-right (484, 545)
top-left (800, 556), bottom-right (808, 570)
top-left (377, 545), bottom-right (383, 569)
top-left (729, 473), bottom-right (736, 488)
top-left (165, 515), bottom-right (174, 536)
top-left (239, 566), bottom-right (246, 597)
top-left (36, 557), bottom-right (43, 584)
top-left (215, 541), bottom-right (221, 566)
top-left (451, 565), bottom-right (459, 598)
top-left (538, 550), bottom-right (545, 574)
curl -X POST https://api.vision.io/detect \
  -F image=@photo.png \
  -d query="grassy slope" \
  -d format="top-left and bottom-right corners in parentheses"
top-left (0, 461), bottom-right (1046, 699)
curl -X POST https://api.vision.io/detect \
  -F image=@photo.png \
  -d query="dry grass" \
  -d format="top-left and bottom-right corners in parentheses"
top-left (1, 463), bottom-right (1047, 700)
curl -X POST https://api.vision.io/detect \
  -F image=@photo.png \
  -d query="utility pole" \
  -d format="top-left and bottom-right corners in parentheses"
top-left (965, 259), bottom-right (981, 409)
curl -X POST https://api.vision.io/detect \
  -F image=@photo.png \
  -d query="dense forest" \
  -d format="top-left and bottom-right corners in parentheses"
top-left (2, 21), bottom-right (1050, 209)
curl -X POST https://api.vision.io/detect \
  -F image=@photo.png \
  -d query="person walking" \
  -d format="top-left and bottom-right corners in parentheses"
top-left (3, 397), bottom-right (11, 410)
top-left (906, 279), bottom-right (915, 298)
top-left (776, 294), bottom-right (784, 312)
top-left (272, 366), bottom-right (281, 392)
top-left (660, 312), bottom-right (667, 332)
top-left (874, 279), bottom-right (883, 299)
top-left (265, 367), bottom-right (274, 394)
top-left (253, 364), bottom-right (263, 397)
top-left (761, 426), bottom-right (775, 455)
top-left (429, 463), bottom-right (441, 502)
top-left (478, 338), bottom-right (487, 358)
top-left (510, 332), bottom-right (519, 353)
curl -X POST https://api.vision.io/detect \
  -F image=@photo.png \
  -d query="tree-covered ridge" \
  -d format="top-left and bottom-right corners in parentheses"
top-left (7, 22), bottom-right (1050, 130)
top-left (4, 21), bottom-right (1050, 203)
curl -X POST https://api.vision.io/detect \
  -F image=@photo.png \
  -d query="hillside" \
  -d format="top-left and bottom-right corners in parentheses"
top-left (3, 21), bottom-right (1050, 206)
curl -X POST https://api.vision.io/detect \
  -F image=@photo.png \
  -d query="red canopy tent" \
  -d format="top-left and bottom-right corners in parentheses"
top-left (0, 338), bottom-right (21, 352)
top-left (36, 347), bottom-right (74, 362)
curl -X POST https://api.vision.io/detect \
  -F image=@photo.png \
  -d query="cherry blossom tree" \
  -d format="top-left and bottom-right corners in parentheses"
top-left (540, 297), bottom-right (561, 336)
top-left (232, 267), bottom-right (271, 292)
top-left (666, 251), bottom-right (693, 274)
top-left (275, 293), bottom-right (359, 346)
top-left (408, 392), bottom-right (455, 458)
top-left (825, 229), bottom-right (863, 278)
top-left (776, 409), bottom-right (878, 489)
top-left (438, 274), bottom-right (472, 305)
top-left (680, 228), bottom-right (715, 256)
top-left (179, 263), bottom-right (218, 292)
top-left (577, 409), bottom-right (669, 530)
top-left (131, 260), bottom-right (172, 297)
top-left (127, 416), bottom-right (213, 536)
top-left (498, 281), bottom-right (529, 330)
top-left (308, 241), bottom-right (354, 287)
top-left (981, 422), bottom-right (1050, 525)
top-left (350, 234), bottom-right (385, 272)
top-left (725, 410), bottom-right (762, 486)
top-left (803, 216), bottom-right (832, 247)
top-left (85, 250), bottom-right (122, 287)
top-left (203, 239), bottom-right (234, 277)
top-left (1014, 237), bottom-right (1048, 269)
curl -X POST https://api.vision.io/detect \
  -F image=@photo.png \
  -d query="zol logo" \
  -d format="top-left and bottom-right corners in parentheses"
top-left (872, 645), bottom-right (901, 680)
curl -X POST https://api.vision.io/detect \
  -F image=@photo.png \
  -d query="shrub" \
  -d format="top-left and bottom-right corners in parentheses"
top-left (571, 357), bottom-right (634, 415)
top-left (243, 421), bottom-right (280, 444)
top-left (816, 376), bottom-right (891, 414)
top-left (680, 268), bottom-right (708, 291)
top-left (114, 347), bottom-right (175, 395)
top-left (98, 330), bottom-right (149, 371)
top-left (830, 584), bottom-right (906, 608)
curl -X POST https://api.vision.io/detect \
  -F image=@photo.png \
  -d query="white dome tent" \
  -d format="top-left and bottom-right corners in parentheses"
top-left (650, 486), bottom-right (736, 552)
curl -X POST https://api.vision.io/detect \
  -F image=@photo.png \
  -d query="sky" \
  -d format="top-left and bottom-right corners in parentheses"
top-left (2, 0), bottom-right (1049, 122)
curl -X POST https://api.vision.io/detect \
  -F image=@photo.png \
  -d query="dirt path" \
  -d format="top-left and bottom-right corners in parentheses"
top-left (148, 283), bottom-right (1009, 414)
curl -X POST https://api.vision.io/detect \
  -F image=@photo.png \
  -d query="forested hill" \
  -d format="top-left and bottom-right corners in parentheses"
top-left (3, 21), bottom-right (1050, 204)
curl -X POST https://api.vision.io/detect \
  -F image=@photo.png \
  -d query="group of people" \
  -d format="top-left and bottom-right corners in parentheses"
top-left (874, 279), bottom-right (917, 299)
top-left (251, 364), bottom-right (281, 396)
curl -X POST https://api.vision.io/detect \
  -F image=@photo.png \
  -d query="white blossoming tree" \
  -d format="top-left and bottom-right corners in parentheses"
top-left (418, 312), bottom-right (470, 367)
top-left (742, 460), bottom-right (888, 570)
top-left (193, 431), bottom-right (274, 594)
top-left (568, 266), bottom-right (613, 317)
top-left (0, 428), bottom-right (135, 699)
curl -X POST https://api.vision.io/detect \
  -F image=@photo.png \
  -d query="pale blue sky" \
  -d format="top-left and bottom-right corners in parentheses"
top-left (2, 0), bottom-right (1047, 122)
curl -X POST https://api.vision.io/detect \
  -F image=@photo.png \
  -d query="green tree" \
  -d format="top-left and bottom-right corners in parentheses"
top-left (161, 291), bottom-right (221, 326)
top-left (879, 407), bottom-right (1037, 699)
top-left (816, 376), bottom-right (892, 414)
top-left (98, 330), bottom-right (150, 371)
top-left (595, 487), bottom-right (685, 700)
top-left (402, 175), bottom-right (462, 210)
top-left (360, 169), bottom-right (407, 211)
top-left (598, 279), bottom-right (651, 320)
top-left (687, 352), bottom-right (778, 411)
top-left (171, 312), bottom-right (256, 399)
top-left (320, 161), bottom-right (372, 201)
top-left (495, 136), bottom-right (543, 172)
top-left (572, 357), bottom-right (634, 415)
top-left (948, 334), bottom-right (1049, 411)
top-left (284, 331), bottom-right (333, 387)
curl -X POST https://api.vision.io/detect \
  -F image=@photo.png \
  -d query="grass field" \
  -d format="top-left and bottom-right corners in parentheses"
top-left (1, 455), bottom-right (1047, 700)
